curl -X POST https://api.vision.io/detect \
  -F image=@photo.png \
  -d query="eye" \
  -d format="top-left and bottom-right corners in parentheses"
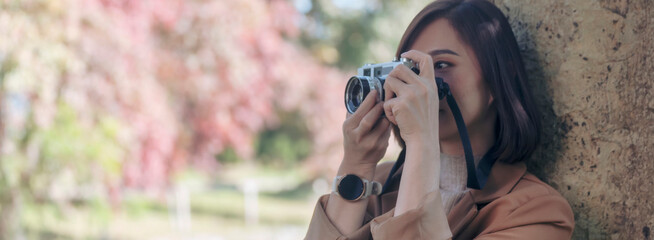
top-left (434, 61), bottom-right (452, 70)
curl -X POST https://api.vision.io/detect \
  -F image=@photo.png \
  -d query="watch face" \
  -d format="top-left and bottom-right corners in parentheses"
top-left (338, 174), bottom-right (364, 200)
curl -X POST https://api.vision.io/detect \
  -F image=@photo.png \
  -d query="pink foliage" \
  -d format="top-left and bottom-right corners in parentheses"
top-left (58, 0), bottom-right (347, 191)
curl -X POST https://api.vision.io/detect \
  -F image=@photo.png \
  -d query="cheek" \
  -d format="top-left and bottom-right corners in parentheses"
top-left (446, 71), bottom-right (490, 120)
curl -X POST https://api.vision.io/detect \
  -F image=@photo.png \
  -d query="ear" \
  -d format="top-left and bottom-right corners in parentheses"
top-left (487, 90), bottom-right (495, 108)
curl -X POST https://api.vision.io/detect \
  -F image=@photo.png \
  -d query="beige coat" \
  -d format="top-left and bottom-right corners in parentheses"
top-left (305, 161), bottom-right (574, 239)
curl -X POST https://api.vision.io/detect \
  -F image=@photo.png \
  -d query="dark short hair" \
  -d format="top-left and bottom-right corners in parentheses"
top-left (394, 0), bottom-right (541, 163)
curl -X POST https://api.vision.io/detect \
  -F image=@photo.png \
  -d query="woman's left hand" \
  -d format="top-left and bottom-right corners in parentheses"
top-left (383, 50), bottom-right (441, 145)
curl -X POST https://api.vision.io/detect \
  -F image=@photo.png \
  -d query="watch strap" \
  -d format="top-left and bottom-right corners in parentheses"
top-left (366, 179), bottom-right (382, 197)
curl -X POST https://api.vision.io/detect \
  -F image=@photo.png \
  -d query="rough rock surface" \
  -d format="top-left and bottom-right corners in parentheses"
top-left (490, 0), bottom-right (653, 239)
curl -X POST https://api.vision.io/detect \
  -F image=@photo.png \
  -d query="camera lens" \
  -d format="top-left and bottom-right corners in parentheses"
top-left (352, 83), bottom-right (362, 105)
top-left (345, 76), bottom-right (371, 114)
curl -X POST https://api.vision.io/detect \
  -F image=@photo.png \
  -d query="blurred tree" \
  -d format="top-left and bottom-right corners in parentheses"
top-left (295, 0), bottom-right (432, 69)
top-left (255, 110), bottom-right (313, 168)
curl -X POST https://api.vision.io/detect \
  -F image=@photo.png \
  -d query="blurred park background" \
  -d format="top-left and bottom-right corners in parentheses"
top-left (1, 0), bottom-right (653, 239)
top-left (0, 0), bottom-right (429, 239)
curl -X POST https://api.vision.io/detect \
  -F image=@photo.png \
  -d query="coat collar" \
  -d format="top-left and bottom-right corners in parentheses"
top-left (447, 161), bottom-right (527, 238)
top-left (469, 161), bottom-right (526, 204)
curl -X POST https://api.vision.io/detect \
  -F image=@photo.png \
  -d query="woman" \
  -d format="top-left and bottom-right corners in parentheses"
top-left (306, 0), bottom-right (574, 239)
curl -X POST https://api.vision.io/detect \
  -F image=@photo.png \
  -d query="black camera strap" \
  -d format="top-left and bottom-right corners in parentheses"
top-left (381, 77), bottom-right (496, 194)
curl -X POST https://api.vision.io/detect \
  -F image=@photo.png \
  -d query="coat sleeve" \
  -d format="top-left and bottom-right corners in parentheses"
top-left (304, 161), bottom-right (452, 240)
top-left (305, 162), bottom-right (391, 240)
top-left (304, 194), bottom-right (374, 240)
top-left (304, 190), bottom-right (452, 240)
top-left (474, 192), bottom-right (575, 240)
top-left (370, 191), bottom-right (452, 240)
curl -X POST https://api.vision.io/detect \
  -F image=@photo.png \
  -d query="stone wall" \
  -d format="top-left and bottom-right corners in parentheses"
top-left (490, 0), bottom-right (653, 239)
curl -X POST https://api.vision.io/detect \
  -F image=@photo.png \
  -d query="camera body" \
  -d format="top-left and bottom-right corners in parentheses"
top-left (345, 58), bottom-right (418, 114)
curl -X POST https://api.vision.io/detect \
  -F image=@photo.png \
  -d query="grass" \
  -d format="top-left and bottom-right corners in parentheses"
top-left (19, 166), bottom-right (320, 240)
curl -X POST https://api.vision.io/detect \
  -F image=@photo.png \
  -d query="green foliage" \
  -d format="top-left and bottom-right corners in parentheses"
top-left (39, 102), bottom-right (124, 182)
top-left (216, 147), bottom-right (242, 165)
top-left (255, 111), bottom-right (313, 168)
top-left (0, 102), bottom-right (124, 237)
top-left (297, 0), bottom-right (431, 69)
top-left (215, 110), bottom-right (313, 167)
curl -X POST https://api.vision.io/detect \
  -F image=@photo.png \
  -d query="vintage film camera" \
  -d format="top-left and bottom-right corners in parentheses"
top-left (344, 58), bottom-right (418, 114)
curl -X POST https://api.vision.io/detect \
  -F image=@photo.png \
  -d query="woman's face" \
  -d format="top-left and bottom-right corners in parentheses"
top-left (408, 18), bottom-right (497, 144)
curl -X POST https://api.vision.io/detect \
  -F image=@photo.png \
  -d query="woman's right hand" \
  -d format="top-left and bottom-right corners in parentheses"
top-left (341, 90), bottom-right (392, 174)
top-left (325, 90), bottom-right (391, 235)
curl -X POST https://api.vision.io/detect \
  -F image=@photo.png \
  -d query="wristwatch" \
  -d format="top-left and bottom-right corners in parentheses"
top-left (333, 174), bottom-right (382, 201)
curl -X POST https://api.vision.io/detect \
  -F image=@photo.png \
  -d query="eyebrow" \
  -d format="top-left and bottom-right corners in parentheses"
top-left (428, 49), bottom-right (460, 56)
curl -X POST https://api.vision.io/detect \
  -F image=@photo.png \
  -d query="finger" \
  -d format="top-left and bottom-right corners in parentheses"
top-left (383, 122), bottom-right (392, 138)
top-left (378, 120), bottom-right (392, 141)
top-left (372, 119), bottom-right (392, 146)
top-left (383, 98), bottom-right (400, 125)
top-left (349, 89), bottom-right (379, 124)
top-left (401, 50), bottom-right (435, 79)
top-left (356, 102), bottom-right (384, 134)
top-left (388, 64), bottom-right (421, 85)
top-left (370, 116), bottom-right (391, 137)
top-left (384, 76), bottom-right (409, 100)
